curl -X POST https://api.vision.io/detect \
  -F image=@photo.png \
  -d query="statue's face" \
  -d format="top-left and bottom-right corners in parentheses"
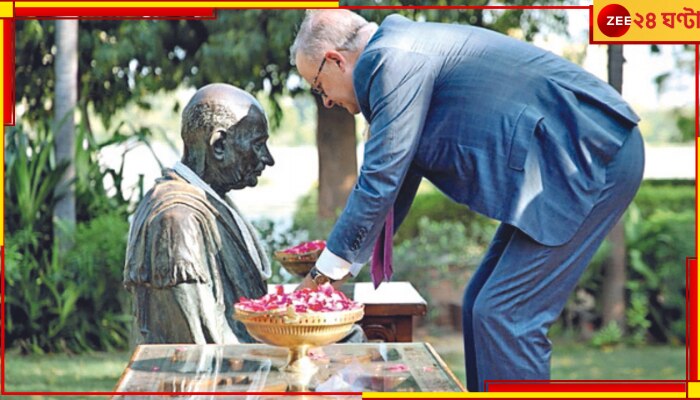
top-left (211, 106), bottom-right (274, 192)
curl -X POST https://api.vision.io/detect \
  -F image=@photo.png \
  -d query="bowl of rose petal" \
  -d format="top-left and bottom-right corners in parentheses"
top-left (234, 283), bottom-right (364, 377)
top-left (274, 240), bottom-right (326, 277)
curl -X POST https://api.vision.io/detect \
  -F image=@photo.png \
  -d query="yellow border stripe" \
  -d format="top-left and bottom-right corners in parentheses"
top-left (16, 1), bottom-right (338, 8)
top-left (0, 2), bottom-right (12, 17)
top-left (363, 392), bottom-right (685, 398)
top-left (689, 382), bottom-right (700, 398)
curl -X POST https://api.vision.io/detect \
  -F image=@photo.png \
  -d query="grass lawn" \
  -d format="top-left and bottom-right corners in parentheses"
top-left (2, 336), bottom-right (686, 396)
top-left (549, 338), bottom-right (686, 380)
top-left (436, 335), bottom-right (686, 385)
top-left (4, 348), bottom-right (131, 399)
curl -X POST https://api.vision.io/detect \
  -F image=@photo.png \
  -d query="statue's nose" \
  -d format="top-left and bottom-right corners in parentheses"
top-left (262, 146), bottom-right (275, 166)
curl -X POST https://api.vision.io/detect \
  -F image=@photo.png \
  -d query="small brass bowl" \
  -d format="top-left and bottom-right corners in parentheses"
top-left (234, 306), bottom-right (364, 376)
top-left (273, 249), bottom-right (322, 277)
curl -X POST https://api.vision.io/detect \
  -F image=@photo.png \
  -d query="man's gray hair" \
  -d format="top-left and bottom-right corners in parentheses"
top-left (290, 10), bottom-right (369, 65)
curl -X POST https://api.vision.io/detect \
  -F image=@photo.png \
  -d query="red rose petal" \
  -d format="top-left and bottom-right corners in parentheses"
top-left (235, 278), bottom-right (360, 314)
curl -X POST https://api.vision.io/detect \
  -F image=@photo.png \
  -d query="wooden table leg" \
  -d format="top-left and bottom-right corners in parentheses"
top-left (360, 316), bottom-right (415, 342)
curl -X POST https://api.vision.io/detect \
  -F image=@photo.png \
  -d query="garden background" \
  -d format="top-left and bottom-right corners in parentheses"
top-left (4, 4), bottom-right (694, 395)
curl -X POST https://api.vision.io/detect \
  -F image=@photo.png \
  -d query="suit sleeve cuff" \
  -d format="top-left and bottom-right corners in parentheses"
top-left (316, 248), bottom-right (352, 280)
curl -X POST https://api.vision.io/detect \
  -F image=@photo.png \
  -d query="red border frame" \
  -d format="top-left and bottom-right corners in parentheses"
top-left (689, 258), bottom-right (697, 382)
top-left (1, 3), bottom-right (698, 398)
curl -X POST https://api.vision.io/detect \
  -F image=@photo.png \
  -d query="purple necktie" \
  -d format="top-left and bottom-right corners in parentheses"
top-left (370, 208), bottom-right (394, 289)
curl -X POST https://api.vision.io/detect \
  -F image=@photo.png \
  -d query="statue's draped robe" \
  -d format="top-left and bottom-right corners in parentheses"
top-left (124, 170), bottom-right (267, 344)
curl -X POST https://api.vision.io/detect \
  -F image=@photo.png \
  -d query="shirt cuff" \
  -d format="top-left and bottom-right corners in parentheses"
top-left (349, 262), bottom-right (364, 277)
top-left (316, 248), bottom-right (352, 280)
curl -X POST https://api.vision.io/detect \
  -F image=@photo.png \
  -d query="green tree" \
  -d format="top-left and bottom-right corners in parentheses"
top-left (15, 7), bottom-right (572, 221)
top-left (17, 20), bottom-right (209, 132)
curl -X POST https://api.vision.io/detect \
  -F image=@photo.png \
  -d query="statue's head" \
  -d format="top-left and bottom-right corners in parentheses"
top-left (181, 83), bottom-right (274, 195)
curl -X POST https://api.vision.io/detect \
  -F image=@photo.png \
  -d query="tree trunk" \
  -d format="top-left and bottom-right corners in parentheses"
top-left (600, 44), bottom-right (626, 329)
top-left (314, 96), bottom-right (357, 219)
top-left (53, 20), bottom-right (78, 253)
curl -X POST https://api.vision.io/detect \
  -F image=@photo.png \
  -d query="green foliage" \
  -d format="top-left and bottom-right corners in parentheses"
top-left (192, 11), bottom-right (305, 127)
top-left (73, 121), bottom-right (164, 220)
top-left (290, 182), bottom-right (498, 267)
top-left (4, 126), bottom-right (68, 247)
top-left (394, 186), bottom-right (498, 246)
top-left (672, 108), bottom-right (695, 142)
top-left (394, 190), bottom-right (497, 318)
top-left (624, 181), bottom-right (693, 345)
top-left (4, 123), bottom-right (136, 354)
top-left (564, 180), bottom-right (693, 345)
top-left (16, 14), bottom-right (306, 132)
top-left (394, 217), bottom-right (487, 278)
top-left (626, 292), bottom-right (652, 346)
top-left (626, 208), bottom-right (692, 344)
top-left (17, 20), bottom-right (213, 129)
top-left (591, 321), bottom-right (623, 348)
top-left (392, 217), bottom-right (491, 317)
top-left (5, 213), bottom-right (131, 354)
top-left (348, 0), bottom-right (571, 41)
top-left (631, 180), bottom-right (694, 219)
top-left (64, 212), bottom-right (132, 351)
top-left (16, 8), bottom-right (573, 135)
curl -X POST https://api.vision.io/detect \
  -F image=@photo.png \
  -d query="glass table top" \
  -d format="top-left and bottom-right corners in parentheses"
top-left (114, 342), bottom-right (465, 397)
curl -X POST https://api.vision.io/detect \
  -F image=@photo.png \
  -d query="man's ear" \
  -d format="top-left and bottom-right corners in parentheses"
top-left (325, 50), bottom-right (346, 72)
top-left (210, 129), bottom-right (226, 161)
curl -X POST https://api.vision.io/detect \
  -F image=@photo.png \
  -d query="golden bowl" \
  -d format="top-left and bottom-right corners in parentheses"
top-left (234, 306), bottom-right (364, 376)
top-left (273, 249), bottom-right (322, 277)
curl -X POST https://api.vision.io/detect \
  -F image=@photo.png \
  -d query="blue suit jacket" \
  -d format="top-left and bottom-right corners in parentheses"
top-left (327, 14), bottom-right (640, 265)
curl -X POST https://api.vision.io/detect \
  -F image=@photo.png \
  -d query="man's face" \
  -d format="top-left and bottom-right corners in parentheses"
top-left (296, 52), bottom-right (360, 115)
top-left (210, 106), bottom-right (275, 192)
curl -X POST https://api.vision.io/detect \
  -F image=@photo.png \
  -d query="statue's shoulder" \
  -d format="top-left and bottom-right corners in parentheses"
top-left (136, 170), bottom-right (214, 220)
top-left (152, 169), bottom-right (207, 200)
top-left (125, 170), bottom-right (214, 288)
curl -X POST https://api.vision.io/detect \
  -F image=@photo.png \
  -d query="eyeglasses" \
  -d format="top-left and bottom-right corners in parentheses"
top-left (310, 57), bottom-right (327, 98)
top-left (309, 24), bottom-right (366, 98)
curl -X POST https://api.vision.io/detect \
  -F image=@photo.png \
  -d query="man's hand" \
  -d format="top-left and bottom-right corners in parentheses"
top-left (295, 271), bottom-right (351, 292)
top-left (296, 273), bottom-right (317, 291)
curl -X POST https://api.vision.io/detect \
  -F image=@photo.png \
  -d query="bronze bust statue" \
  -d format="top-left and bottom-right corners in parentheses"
top-left (123, 83), bottom-right (275, 344)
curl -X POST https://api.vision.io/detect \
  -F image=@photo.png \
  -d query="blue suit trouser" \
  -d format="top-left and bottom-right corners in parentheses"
top-left (462, 128), bottom-right (645, 392)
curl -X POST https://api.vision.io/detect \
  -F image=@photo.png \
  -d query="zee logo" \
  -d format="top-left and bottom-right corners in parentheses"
top-left (607, 16), bottom-right (631, 26)
top-left (597, 4), bottom-right (632, 37)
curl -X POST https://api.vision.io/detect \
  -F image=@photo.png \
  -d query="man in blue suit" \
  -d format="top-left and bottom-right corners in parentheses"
top-left (291, 10), bottom-right (644, 391)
